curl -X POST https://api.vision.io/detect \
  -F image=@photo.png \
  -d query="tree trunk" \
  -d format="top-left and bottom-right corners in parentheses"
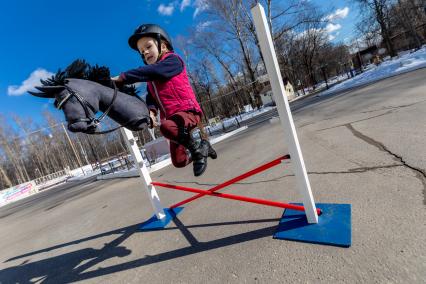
top-left (0, 164), bottom-right (12, 189)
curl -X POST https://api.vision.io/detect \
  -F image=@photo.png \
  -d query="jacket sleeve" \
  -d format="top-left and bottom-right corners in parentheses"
top-left (120, 54), bottom-right (184, 84)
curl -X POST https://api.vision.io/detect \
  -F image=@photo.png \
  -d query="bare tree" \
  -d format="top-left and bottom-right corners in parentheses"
top-left (204, 0), bottom-right (263, 107)
top-left (354, 11), bottom-right (383, 48)
top-left (0, 115), bottom-right (30, 185)
top-left (292, 23), bottom-right (329, 88)
top-left (354, 0), bottom-right (398, 56)
top-left (0, 161), bottom-right (12, 189)
top-left (391, 0), bottom-right (425, 48)
top-left (12, 115), bottom-right (50, 177)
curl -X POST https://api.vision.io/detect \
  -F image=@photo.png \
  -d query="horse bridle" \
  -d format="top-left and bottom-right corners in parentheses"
top-left (58, 81), bottom-right (122, 134)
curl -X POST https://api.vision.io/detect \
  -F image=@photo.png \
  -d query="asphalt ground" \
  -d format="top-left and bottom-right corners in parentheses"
top-left (1, 69), bottom-right (425, 283)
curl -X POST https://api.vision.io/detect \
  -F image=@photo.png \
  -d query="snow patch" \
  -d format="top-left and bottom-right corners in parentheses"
top-left (319, 47), bottom-right (426, 97)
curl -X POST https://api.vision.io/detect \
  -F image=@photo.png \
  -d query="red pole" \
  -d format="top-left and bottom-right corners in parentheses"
top-left (170, 155), bottom-right (290, 209)
top-left (152, 182), bottom-right (322, 215)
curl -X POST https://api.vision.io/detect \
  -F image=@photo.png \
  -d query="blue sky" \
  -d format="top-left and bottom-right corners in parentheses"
top-left (0, 0), bottom-right (358, 127)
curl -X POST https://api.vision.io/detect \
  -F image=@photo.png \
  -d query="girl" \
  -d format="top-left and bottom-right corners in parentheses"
top-left (112, 24), bottom-right (217, 176)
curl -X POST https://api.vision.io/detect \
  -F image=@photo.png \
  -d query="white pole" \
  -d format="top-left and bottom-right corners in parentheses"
top-left (121, 128), bottom-right (166, 220)
top-left (251, 3), bottom-right (318, 223)
top-left (148, 128), bottom-right (156, 140)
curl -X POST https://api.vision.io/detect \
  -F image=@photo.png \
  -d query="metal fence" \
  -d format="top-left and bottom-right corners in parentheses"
top-left (33, 169), bottom-right (69, 186)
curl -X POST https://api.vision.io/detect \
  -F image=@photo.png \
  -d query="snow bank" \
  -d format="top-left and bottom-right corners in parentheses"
top-left (319, 47), bottom-right (426, 97)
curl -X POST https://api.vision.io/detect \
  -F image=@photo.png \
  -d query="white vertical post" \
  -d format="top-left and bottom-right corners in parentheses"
top-left (148, 128), bottom-right (156, 140)
top-left (251, 3), bottom-right (318, 223)
top-left (121, 128), bottom-right (166, 220)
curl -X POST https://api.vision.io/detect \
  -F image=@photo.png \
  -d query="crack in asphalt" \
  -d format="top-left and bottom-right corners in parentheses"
top-left (360, 99), bottom-right (426, 114)
top-left (301, 99), bottom-right (426, 130)
top-left (310, 164), bottom-right (403, 175)
top-left (361, 106), bottom-right (402, 114)
top-left (316, 110), bottom-right (394, 132)
top-left (346, 124), bottom-right (426, 204)
top-left (168, 164), bottom-right (403, 187)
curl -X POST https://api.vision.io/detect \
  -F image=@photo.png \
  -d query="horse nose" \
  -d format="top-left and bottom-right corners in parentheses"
top-left (84, 124), bottom-right (98, 134)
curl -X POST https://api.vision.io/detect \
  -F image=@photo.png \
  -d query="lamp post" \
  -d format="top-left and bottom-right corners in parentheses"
top-left (61, 123), bottom-right (85, 175)
top-left (86, 134), bottom-right (101, 170)
top-left (355, 38), bottom-right (364, 73)
top-left (320, 64), bottom-right (329, 89)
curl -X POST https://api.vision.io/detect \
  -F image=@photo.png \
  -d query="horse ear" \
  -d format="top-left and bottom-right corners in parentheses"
top-left (34, 86), bottom-right (66, 98)
top-left (28, 90), bottom-right (54, 98)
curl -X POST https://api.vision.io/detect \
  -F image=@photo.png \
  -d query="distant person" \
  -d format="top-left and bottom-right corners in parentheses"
top-left (373, 55), bottom-right (382, 66)
top-left (349, 61), bottom-right (355, 77)
top-left (112, 24), bottom-right (217, 176)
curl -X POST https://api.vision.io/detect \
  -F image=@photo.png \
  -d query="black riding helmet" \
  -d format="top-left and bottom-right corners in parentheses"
top-left (128, 24), bottom-right (173, 61)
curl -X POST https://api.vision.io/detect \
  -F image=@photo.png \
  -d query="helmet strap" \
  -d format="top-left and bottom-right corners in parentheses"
top-left (155, 34), bottom-right (162, 56)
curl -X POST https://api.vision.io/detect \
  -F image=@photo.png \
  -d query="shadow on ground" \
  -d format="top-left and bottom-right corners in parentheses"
top-left (1, 217), bottom-right (281, 283)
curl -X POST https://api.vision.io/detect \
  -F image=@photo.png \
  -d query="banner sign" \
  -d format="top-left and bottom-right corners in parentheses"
top-left (0, 182), bottom-right (38, 207)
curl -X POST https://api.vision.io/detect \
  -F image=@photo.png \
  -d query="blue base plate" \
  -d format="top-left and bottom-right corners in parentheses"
top-left (139, 207), bottom-right (184, 231)
top-left (274, 203), bottom-right (351, 247)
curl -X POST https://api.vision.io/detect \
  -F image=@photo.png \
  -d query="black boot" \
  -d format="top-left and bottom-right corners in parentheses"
top-left (203, 140), bottom-right (217, 159)
top-left (186, 137), bottom-right (209, 176)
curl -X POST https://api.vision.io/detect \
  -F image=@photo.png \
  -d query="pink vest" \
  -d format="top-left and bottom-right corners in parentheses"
top-left (147, 52), bottom-right (202, 120)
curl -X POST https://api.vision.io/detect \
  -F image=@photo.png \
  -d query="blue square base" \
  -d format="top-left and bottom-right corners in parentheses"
top-left (139, 207), bottom-right (184, 231)
top-left (274, 203), bottom-right (351, 247)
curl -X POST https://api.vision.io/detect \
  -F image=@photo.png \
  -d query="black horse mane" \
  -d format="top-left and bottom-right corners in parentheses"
top-left (41, 59), bottom-right (139, 96)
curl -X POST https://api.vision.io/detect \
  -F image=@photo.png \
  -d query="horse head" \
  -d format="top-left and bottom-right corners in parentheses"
top-left (30, 79), bottom-right (151, 134)
top-left (29, 80), bottom-right (100, 133)
top-left (29, 59), bottom-right (151, 134)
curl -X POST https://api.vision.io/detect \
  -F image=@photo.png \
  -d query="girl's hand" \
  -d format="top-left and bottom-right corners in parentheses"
top-left (111, 75), bottom-right (123, 82)
top-left (149, 110), bottom-right (158, 128)
top-left (111, 75), bottom-right (125, 88)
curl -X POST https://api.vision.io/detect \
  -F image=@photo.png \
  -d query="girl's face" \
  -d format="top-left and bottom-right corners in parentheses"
top-left (137, 37), bottom-right (167, 65)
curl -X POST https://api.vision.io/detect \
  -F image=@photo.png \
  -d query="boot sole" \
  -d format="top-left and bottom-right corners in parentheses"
top-left (193, 160), bottom-right (208, 176)
top-left (194, 166), bottom-right (207, 176)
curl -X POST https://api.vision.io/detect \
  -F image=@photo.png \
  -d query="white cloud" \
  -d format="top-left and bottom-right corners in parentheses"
top-left (326, 23), bottom-right (342, 33)
top-left (329, 32), bottom-right (340, 41)
top-left (335, 7), bottom-right (349, 19)
top-left (324, 23), bottom-right (342, 42)
top-left (193, 0), bottom-right (208, 18)
top-left (7, 68), bottom-right (54, 96)
top-left (326, 7), bottom-right (349, 21)
top-left (196, 21), bottom-right (212, 32)
top-left (295, 21), bottom-right (343, 42)
top-left (158, 3), bottom-right (175, 16)
top-left (180, 0), bottom-right (191, 11)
